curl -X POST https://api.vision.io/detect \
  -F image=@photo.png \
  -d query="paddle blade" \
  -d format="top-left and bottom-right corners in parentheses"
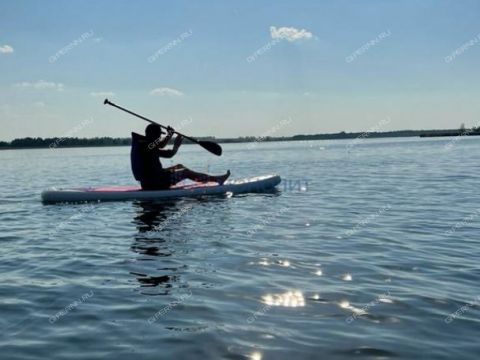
top-left (198, 140), bottom-right (222, 156)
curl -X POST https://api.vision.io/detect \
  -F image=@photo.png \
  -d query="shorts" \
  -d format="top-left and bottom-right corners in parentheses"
top-left (140, 171), bottom-right (172, 190)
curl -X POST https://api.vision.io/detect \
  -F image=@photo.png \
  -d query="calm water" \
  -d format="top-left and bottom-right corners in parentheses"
top-left (1, 137), bottom-right (480, 359)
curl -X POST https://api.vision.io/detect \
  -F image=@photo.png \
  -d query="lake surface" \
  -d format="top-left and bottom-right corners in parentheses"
top-left (1, 136), bottom-right (479, 359)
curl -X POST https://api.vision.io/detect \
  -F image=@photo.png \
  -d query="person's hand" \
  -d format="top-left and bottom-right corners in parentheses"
top-left (167, 126), bottom-right (175, 136)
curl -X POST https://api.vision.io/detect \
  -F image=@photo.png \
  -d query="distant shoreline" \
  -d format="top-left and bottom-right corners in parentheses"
top-left (1, 128), bottom-right (479, 150)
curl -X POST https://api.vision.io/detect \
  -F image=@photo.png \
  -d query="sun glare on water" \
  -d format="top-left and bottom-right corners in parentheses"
top-left (250, 351), bottom-right (262, 360)
top-left (262, 291), bottom-right (305, 307)
top-left (339, 300), bottom-right (366, 315)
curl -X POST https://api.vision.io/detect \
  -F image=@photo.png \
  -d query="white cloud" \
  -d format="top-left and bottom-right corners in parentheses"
top-left (14, 80), bottom-right (64, 91)
top-left (33, 101), bottom-right (46, 107)
top-left (90, 91), bottom-right (115, 97)
top-left (270, 26), bottom-right (313, 42)
top-left (150, 87), bottom-right (184, 97)
top-left (93, 37), bottom-right (103, 43)
top-left (0, 45), bottom-right (14, 54)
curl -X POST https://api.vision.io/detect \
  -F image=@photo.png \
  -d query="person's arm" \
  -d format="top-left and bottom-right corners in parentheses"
top-left (157, 135), bottom-right (183, 158)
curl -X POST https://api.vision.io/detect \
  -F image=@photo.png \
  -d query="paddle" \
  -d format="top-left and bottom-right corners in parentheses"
top-left (103, 99), bottom-right (222, 156)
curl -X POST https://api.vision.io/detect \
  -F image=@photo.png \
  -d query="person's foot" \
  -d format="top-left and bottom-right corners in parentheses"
top-left (216, 170), bottom-right (231, 185)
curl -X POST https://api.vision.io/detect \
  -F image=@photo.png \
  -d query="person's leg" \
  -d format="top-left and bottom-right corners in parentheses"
top-left (164, 164), bottom-right (185, 171)
top-left (170, 167), bottom-right (230, 185)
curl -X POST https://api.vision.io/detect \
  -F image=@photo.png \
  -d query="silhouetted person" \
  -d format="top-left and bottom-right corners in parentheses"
top-left (131, 124), bottom-right (230, 190)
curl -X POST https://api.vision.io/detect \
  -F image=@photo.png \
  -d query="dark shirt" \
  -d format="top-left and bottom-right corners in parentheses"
top-left (140, 142), bottom-right (162, 177)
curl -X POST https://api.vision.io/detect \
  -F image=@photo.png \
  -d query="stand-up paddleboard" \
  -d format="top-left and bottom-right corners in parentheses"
top-left (41, 174), bottom-right (281, 203)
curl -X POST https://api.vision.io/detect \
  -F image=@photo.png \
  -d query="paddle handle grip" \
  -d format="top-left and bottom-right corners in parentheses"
top-left (104, 99), bottom-right (158, 126)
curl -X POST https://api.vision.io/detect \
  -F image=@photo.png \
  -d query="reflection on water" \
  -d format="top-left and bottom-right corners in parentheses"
top-left (132, 200), bottom-right (178, 233)
top-left (131, 202), bottom-right (173, 258)
top-left (130, 271), bottom-right (177, 288)
top-left (130, 201), bottom-right (190, 292)
top-left (340, 300), bottom-right (367, 315)
top-left (250, 351), bottom-right (263, 360)
top-left (262, 291), bottom-right (305, 307)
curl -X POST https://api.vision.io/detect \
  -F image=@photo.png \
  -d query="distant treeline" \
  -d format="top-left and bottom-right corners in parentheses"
top-left (0, 137), bottom-right (131, 149)
top-left (1, 128), bottom-right (480, 149)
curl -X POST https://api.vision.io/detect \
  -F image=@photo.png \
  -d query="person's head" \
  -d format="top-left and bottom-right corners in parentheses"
top-left (145, 124), bottom-right (164, 141)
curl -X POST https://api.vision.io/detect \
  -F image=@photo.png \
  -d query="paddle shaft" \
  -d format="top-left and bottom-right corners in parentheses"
top-left (104, 99), bottom-right (199, 144)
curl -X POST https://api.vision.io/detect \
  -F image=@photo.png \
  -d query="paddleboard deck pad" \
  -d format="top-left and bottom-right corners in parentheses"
top-left (41, 174), bottom-right (281, 203)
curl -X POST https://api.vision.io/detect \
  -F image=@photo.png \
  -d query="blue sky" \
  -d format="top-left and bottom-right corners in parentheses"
top-left (0, 0), bottom-right (479, 141)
